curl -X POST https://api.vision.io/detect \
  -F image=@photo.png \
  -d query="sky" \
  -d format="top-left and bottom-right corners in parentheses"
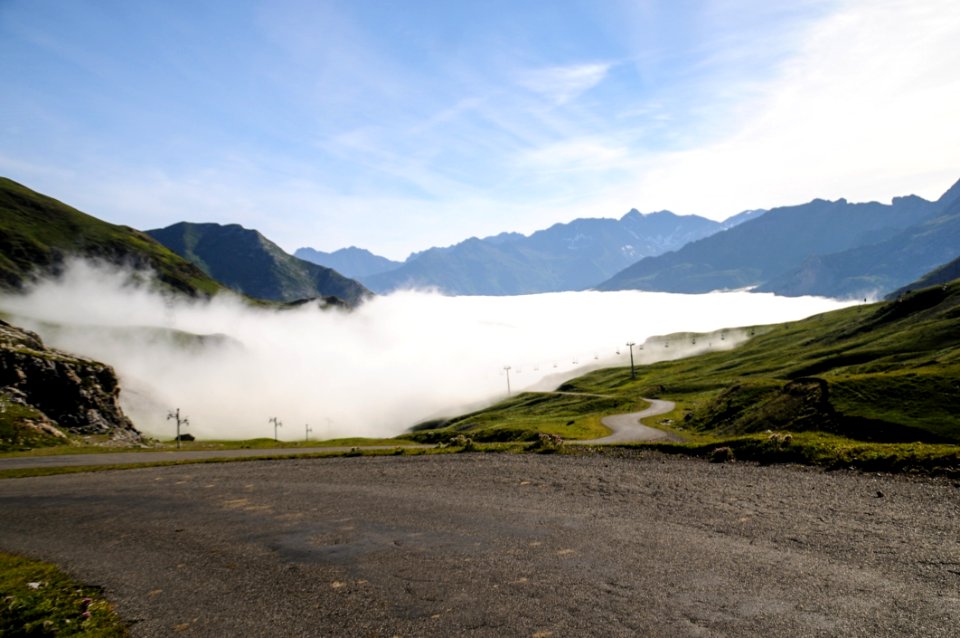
top-left (2, 0), bottom-right (959, 261)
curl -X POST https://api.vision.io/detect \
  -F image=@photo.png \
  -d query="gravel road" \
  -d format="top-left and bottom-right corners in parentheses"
top-left (0, 446), bottom-right (413, 470)
top-left (1, 452), bottom-right (958, 637)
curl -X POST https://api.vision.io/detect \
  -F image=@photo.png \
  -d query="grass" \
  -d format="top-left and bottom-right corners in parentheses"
top-left (0, 551), bottom-right (128, 636)
top-left (0, 398), bottom-right (67, 451)
top-left (402, 389), bottom-right (632, 443)
top-left (644, 432), bottom-right (960, 477)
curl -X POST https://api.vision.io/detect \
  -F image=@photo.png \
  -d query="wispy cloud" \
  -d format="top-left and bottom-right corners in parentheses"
top-left (615, 0), bottom-right (960, 216)
top-left (517, 62), bottom-right (613, 104)
top-left (515, 138), bottom-right (629, 174)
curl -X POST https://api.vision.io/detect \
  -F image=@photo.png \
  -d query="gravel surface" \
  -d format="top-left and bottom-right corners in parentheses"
top-left (0, 446), bottom-right (414, 470)
top-left (1, 452), bottom-right (958, 637)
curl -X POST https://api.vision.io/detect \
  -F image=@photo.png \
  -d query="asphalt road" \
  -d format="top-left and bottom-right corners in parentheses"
top-left (1, 453), bottom-right (958, 637)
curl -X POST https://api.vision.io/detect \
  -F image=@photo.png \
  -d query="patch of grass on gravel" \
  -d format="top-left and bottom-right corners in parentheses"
top-left (636, 432), bottom-right (960, 477)
top-left (0, 551), bottom-right (129, 637)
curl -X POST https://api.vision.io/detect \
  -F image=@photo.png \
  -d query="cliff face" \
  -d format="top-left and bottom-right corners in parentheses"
top-left (0, 318), bottom-right (141, 447)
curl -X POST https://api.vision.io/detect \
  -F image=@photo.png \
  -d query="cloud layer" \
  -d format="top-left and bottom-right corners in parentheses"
top-left (0, 262), bottom-right (853, 441)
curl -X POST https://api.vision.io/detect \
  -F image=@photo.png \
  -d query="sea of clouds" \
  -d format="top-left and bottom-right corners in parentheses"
top-left (0, 261), bottom-right (856, 441)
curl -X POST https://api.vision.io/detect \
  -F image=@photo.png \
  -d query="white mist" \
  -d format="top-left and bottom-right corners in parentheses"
top-left (0, 261), bottom-right (854, 440)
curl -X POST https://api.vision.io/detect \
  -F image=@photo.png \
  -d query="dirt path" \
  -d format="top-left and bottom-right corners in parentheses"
top-left (1, 453), bottom-right (957, 637)
top-left (577, 397), bottom-right (682, 444)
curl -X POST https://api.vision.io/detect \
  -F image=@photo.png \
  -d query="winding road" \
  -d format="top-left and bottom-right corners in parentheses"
top-left (578, 397), bottom-right (682, 444)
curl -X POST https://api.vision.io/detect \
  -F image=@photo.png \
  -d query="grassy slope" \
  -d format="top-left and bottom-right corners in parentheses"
top-left (0, 177), bottom-right (222, 296)
top-left (408, 279), bottom-right (960, 463)
top-left (407, 391), bottom-right (633, 443)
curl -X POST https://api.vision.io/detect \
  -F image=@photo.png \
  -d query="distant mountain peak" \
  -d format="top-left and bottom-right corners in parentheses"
top-left (294, 246), bottom-right (402, 280)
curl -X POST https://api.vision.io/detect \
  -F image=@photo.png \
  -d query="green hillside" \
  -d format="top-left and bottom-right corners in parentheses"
top-left (147, 222), bottom-right (371, 306)
top-left (0, 177), bottom-right (221, 296)
top-left (411, 278), bottom-right (960, 469)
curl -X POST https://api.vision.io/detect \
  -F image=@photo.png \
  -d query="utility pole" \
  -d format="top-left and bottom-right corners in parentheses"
top-left (503, 365), bottom-right (512, 395)
top-left (305, 423), bottom-right (312, 442)
top-left (167, 408), bottom-right (189, 449)
top-left (625, 342), bottom-right (636, 380)
top-left (269, 416), bottom-right (282, 442)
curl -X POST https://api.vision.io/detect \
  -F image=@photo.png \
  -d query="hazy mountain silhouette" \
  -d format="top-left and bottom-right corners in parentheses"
top-left (886, 254), bottom-right (960, 300)
top-left (294, 246), bottom-right (401, 279)
top-left (756, 179), bottom-right (960, 298)
top-left (597, 181), bottom-right (957, 297)
top-left (355, 209), bottom-right (753, 295)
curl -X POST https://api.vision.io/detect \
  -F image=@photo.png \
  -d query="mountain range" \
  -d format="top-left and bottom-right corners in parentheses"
top-left (293, 178), bottom-right (960, 300)
top-left (298, 209), bottom-right (764, 295)
top-left (598, 179), bottom-right (960, 298)
top-left (0, 177), bottom-right (370, 307)
top-left (4, 173), bottom-right (960, 305)
top-left (757, 182), bottom-right (960, 298)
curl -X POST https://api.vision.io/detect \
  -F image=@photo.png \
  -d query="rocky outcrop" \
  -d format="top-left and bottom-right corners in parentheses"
top-left (0, 319), bottom-right (141, 446)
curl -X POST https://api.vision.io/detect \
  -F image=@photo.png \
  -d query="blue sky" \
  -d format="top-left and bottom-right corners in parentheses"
top-left (2, 0), bottom-right (959, 260)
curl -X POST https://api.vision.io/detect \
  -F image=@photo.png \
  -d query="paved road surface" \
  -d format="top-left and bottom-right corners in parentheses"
top-left (1, 453), bottom-right (957, 637)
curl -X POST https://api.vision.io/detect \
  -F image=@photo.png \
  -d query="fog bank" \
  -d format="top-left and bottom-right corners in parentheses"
top-left (0, 262), bottom-right (854, 440)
